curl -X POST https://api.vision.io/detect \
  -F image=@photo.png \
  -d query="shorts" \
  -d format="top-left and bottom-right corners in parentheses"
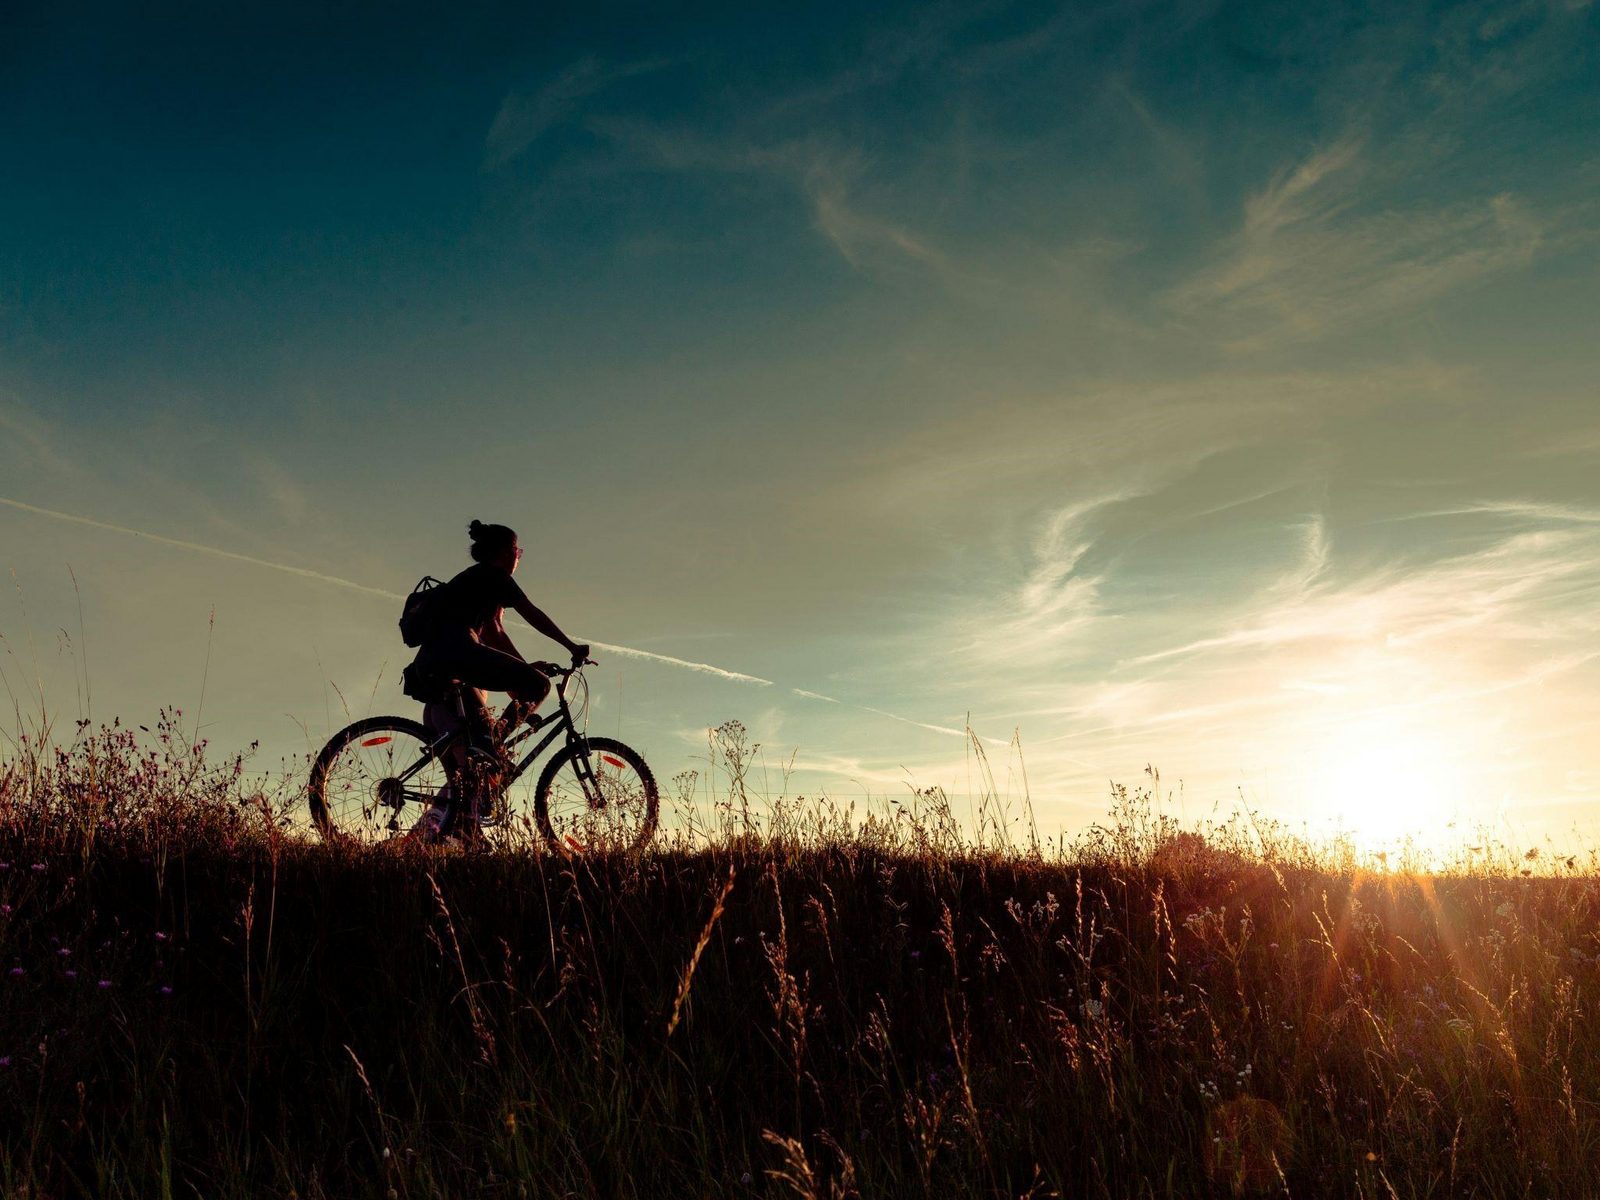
top-left (408, 632), bottom-right (551, 754)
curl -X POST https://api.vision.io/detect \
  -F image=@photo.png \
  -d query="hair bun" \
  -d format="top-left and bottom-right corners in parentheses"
top-left (468, 519), bottom-right (485, 539)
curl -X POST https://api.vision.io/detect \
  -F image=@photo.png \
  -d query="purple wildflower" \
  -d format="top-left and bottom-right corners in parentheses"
top-left (0, 1056), bottom-right (9, 1068)
top-left (30, 863), bottom-right (45, 873)
top-left (63, 970), bottom-right (77, 980)
top-left (97, 979), bottom-right (112, 990)
top-left (158, 985), bottom-right (173, 996)
top-left (8, 967), bottom-right (23, 978)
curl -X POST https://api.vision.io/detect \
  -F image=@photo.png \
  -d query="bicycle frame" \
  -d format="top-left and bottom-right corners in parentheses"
top-left (390, 667), bottom-right (591, 798)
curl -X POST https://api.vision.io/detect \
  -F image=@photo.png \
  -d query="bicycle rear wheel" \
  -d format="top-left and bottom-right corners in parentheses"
top-left (533, 736), bottom-right (658, 854)
top-left (308, 716), bottom-right (446, 842)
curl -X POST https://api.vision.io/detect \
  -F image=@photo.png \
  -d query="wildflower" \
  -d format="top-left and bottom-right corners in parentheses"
top-left (0, 1056), bottom-right (9, 1068)
top-left (7, 967), bottom-right (22, 978)
top-left (56, 948), bottom-right (70, 958)
top-left (63, 970), bottom-right (77, 980)
top-left (910, 949), bottom-right (921, 960)
top-left (158, 986), bottom-right (173, 996)
top-left (97, 979), bottom-right (112, 990)
top-left (154, 931), bottom-right (169, 942)
top-left (0, 905), bottom-right (11, 916)
top-left (1084, 998), bottom-right (1104, 1018)
top-left (740, 1174), bottom-right (753, 1186)
top-left (30, 863), bottom-right (44, 873)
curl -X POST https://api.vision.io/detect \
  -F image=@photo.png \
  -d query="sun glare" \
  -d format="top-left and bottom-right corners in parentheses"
top-left (1303, 719), bottom-right (1471, 852)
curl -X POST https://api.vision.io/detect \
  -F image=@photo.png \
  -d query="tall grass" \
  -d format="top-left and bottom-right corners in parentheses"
top-left (2, 718), bottom-right (1599, 1198)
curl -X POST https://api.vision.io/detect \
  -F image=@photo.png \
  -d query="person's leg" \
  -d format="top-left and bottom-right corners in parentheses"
top-left (455, 638), bottom-right (552, 708)
top-left (412, 637), bottom-right (546, 840)
top-left (413, 687), bottom-right (473, 842)
top-left (450, 687), bottom-right (497, 838)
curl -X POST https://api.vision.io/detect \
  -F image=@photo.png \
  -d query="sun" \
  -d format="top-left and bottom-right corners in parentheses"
top-left (1303, 718), bottom-right (1470, 852)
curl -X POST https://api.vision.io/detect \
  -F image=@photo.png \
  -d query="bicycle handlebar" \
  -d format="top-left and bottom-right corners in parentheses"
top-left (531, 657), bottom-right (597, 677)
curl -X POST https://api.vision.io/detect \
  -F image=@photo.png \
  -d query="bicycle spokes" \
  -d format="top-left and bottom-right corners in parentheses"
top-left (542, 744), bottom-right (654, 852)
top-left (314, 723), bottom-right (447, 842)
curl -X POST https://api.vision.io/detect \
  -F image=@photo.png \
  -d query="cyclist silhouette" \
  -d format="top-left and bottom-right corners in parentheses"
top-left (404, 520), bottom-right (588, 839)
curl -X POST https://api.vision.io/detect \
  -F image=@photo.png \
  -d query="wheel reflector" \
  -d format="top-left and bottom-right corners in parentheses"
top-left (601, 754), bottom-right (626, 769)
top-left (360, 736), bottom-right (393, 747)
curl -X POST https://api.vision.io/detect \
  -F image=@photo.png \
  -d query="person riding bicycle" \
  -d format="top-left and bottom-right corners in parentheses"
top-left (403, 520), bottom-right (589, 841)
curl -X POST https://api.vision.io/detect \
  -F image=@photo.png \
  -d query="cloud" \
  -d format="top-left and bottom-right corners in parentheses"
top-left (1520, 427), bottom-right (1600, 459)
top-left (247, 456), bottom-right (312, 525)
top-left (484, 57), bottom-right (670, 168)
top-left (1402, 500), bottom-right (1600, 525)
top-left (0, 396), bottom-right (79, 480)
top-left (587, 117), bottom-right (960, 276)
top-left (808, 183), bottom-right (947, 273)
top-left (1126, 500), bottom-right (1600, 687)
top-left (1166, 136), bottom-right (1547, 349)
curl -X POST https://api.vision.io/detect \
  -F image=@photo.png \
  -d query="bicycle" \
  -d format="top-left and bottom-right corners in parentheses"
top-left (307, 660), bottom-right (658, 852)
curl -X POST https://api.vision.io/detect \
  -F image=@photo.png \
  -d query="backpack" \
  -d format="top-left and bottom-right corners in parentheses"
top-left (398, 575), bottom-right (446, 647)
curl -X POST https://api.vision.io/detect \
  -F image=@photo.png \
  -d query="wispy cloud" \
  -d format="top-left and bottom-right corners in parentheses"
top-left (247, 456), bottom-right (312, 526)
top-left (808, 182), bottom-right (947, 273)
top-left (484, 56), bottom-right (670, 169)
top-left (0, 396), bottom-right (79, 480)
top-left (1520, 427), bottom-right (1600, 459)
top-left (1131, 524), bottom-right (1600, 667)
top-left (586, 117), bottom-right (958, 276)
top-left (1166, 136), bottom-right (1547, 349)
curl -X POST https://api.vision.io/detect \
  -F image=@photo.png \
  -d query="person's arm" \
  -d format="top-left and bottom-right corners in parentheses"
top-left (479, 614), bottom-right (522, 659)
top-left (509, 593), bottom-right (586, 659)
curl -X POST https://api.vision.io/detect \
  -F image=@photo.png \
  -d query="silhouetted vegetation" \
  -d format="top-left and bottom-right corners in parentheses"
top-left (3, 718), bottom-right (1598, 1197)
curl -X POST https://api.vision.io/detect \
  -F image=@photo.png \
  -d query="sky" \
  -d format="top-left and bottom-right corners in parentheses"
top-left (3, 0), bottom-right (1598, 852)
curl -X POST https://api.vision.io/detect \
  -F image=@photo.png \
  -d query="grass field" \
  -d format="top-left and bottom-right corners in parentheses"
top-left (3, 718), bottom-right (1599, 1198)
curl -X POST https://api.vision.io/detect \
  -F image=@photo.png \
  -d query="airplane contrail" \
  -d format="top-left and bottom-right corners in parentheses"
top-left (0, 495), bottom-right (991, 738)
top-left (587, 641), bottom-right (774, 686)
top-left (0, 494), bottom-right (398, 598)
top-left (0, 495), bottom-right (777, 687)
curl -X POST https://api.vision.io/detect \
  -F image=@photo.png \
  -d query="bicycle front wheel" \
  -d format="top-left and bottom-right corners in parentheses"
top-left (534, 736), bottom-right (659, 854)
top-left (308, 716), bottom-right (446, 842)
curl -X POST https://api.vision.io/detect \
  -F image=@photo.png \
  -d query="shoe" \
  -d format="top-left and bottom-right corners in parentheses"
top-left (409, 802), bottom-right (449, 843)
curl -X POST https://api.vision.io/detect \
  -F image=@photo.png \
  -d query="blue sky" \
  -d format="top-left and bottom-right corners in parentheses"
top-left (4, 0), bottom-right (1599, 849)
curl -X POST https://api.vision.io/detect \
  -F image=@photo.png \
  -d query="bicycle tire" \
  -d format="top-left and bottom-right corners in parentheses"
top-left (308, 716), bottom-right (443, 842)
top-left (533, 735), bottom-right (659, 854)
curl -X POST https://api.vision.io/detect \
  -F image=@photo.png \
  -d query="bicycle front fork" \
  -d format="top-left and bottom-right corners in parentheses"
top-left (568, 739), bottom-right (607, 809)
